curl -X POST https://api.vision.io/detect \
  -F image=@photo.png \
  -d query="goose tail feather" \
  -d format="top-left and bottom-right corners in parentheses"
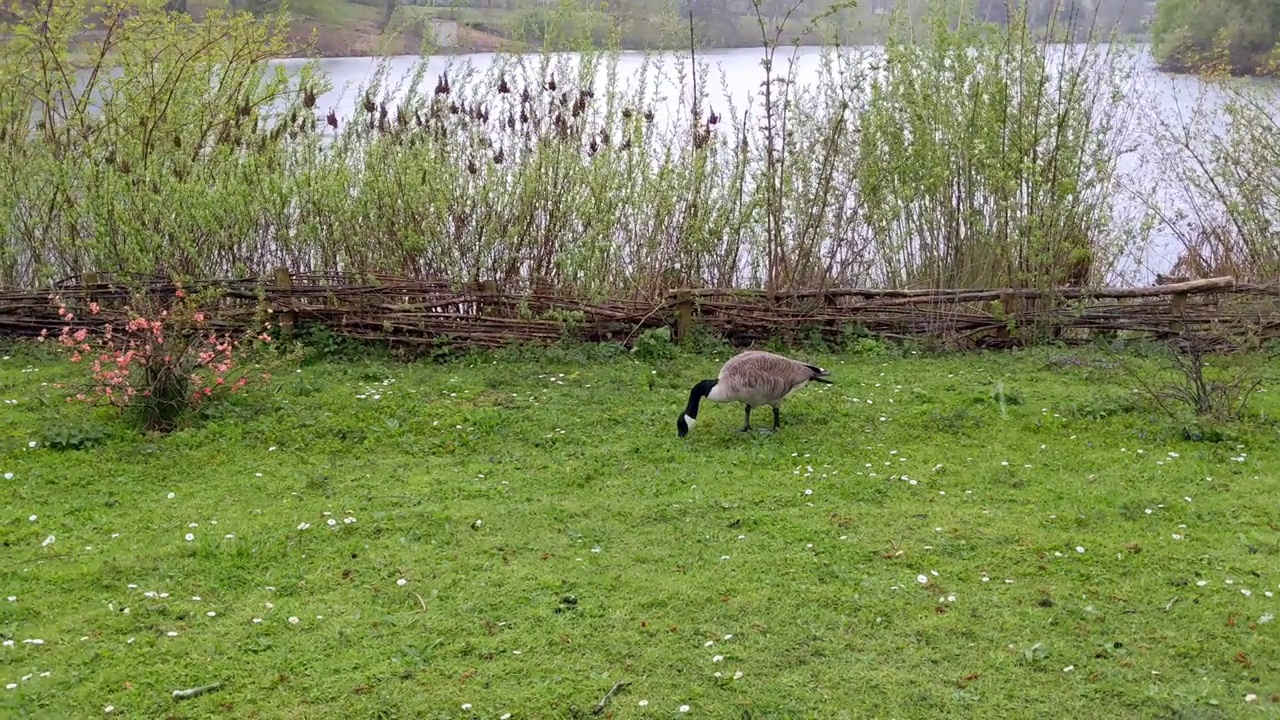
top-left (802, 363), bottom-right (833, 383)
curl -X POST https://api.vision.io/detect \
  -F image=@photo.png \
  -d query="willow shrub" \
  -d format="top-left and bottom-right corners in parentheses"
top-left (0, 0), bottom-right (320, 284)
top-left (857, 0), bottom-right (1142, 290)
top-left (1145, 77), bottom-right (1280, 283)
top-left (2, 0), bottom-right (1143, 296)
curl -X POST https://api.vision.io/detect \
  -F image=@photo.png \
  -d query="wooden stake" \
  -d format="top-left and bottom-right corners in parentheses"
top-left (675, 289), bottom-right (693, 343)
top-left (274, 267), bottom-right (296, 337)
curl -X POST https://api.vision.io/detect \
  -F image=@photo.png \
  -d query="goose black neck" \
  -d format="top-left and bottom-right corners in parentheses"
top-left (684, 379), bottom-right (717, 418)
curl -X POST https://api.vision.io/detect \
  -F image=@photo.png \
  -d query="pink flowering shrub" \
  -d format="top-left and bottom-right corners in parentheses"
top-left (40, 286), bottom-right (273, 432)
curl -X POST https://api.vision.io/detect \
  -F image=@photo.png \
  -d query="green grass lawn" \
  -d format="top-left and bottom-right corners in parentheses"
top-left (1, 337), bottom-right (1278, 718)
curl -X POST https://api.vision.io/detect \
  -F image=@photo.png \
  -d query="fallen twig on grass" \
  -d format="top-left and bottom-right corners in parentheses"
top-left (172, 682), bottom-right (223, 700)
top-left (0, 551), bottom-right (86, 571)
top-left (591, 680), bottom-right (631, 715)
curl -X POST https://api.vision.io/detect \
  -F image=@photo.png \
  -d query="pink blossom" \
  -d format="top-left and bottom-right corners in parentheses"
top-left (43, 304), bottom-right (266, 426)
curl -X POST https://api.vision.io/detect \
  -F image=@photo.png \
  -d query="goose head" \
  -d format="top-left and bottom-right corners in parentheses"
top-left (677, 379), bottom-right (718, 437)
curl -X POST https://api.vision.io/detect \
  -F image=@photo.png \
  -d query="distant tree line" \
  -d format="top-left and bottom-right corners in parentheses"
top-left (680, 0), bottom-right (1154, 47)
top-left (34, 0), bottom-right (1279, 73)
top-left (1150, 0), bottom-right (1280, 75)
top-left (228, 0), bottom-right (282, 13)
top-left (968, 0), bottom-right (1154, 36)
top-left (157, 0), bottom-right (279, 13)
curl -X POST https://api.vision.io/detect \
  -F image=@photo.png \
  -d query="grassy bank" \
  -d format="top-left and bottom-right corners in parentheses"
top-left (1, 338), bottom-right (1278, 717)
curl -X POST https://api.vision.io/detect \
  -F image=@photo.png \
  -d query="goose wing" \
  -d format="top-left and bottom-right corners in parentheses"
top-left (720, 351), bottom-right (827, 403)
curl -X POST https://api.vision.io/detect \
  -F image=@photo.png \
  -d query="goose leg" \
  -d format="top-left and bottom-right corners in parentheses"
top-left (738, 405), bottom-right (753, 433)
top-left (756, 405), bottom-right (779, 433)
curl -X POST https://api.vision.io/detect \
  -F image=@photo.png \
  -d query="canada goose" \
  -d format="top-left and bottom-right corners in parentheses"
top-left (677, 350), bottom-right (832, 437)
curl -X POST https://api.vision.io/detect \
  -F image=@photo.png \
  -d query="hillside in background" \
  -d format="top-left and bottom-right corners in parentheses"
top-left (185, 0), bottom-right (511, 56)
top-left (0, 0), bottom-right (1159, 58)
top-left (152, 0), bottom-right (1156, 58)
top-left (1149, 0), bottom-right (1280, 76)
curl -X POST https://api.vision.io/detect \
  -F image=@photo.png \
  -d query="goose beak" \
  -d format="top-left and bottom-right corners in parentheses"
top-left (677, 414), bottom-right (695, 438)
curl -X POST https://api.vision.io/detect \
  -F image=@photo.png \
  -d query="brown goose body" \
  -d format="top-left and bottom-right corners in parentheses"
top-left (677, 350), bottom-right (832, 436)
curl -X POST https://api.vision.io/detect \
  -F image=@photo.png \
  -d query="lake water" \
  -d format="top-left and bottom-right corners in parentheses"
top-left (268, 42), bottom-right (1278, 285)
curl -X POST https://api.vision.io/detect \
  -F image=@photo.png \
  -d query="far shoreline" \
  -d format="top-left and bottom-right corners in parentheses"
top-left (26, 24), bottom-right (1276, 83)
top-left (292, 44), bottom-right (1279, 87)
top-left (278, 36), bottom-right (1158, 61)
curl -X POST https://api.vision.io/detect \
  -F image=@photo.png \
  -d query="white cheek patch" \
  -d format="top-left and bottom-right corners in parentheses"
top-left (683, 414), bottom-right (697, 428)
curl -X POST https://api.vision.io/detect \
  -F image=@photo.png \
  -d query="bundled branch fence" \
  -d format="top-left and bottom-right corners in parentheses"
top-left (2, 273), bottom-right (1277, 351)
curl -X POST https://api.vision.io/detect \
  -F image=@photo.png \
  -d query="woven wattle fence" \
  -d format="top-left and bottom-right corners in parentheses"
top-left (0, 272), bottom-right (1277, 349)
